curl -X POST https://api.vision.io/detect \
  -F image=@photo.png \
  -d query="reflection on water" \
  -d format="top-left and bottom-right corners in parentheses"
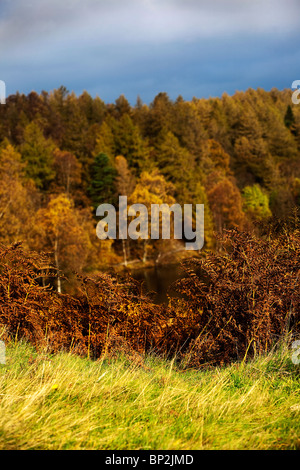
top-left (130, 264), bottom-right (185, 304)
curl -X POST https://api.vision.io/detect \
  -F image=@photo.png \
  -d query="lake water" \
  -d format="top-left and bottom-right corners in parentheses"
top-left (130, 264), bottom-right (186, 304)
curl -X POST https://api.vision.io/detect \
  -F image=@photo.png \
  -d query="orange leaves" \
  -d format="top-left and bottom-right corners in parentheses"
top-left (53, 149), bottom-right (82, 195)
top-left (0, 142), bottom-right (38, 247)
top-left (33, 193), bottom-right (91, 276)
top-left (207, 177), bottom-right (246, 230)
top-left (0, 223), bottom-right (299, 368)
top-left (173, 226), bottom-right (300, 366)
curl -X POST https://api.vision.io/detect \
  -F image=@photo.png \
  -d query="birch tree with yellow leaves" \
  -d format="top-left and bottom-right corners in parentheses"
top-left (33, 194), bottom-right (92, 293)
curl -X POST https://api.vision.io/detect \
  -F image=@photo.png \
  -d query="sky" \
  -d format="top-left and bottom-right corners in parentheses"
top-left (0, 0), bottom-right (300, 104)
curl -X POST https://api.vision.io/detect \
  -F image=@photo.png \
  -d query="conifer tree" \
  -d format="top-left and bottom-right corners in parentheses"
top-left (114, 114), bottom-right (152, 173)
top-left (20, 121), bottom-right (56, 190)
top-left (88, 153), bottom-right (117, 209)
top-left (93, 120), bottom-right (116, 161)
top-left (284, 104), bottom-right (295, 129)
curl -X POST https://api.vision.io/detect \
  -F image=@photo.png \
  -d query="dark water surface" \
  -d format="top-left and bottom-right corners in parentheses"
top-left (130, 264), bottom-right (186, 304)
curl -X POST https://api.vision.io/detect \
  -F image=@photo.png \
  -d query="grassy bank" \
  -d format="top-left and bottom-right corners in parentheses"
top-left (0, 340), bottom-right (299, 450)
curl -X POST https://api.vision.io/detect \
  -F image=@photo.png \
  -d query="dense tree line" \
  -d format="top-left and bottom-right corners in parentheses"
top-left (1, 86), bottom-right (300, 287)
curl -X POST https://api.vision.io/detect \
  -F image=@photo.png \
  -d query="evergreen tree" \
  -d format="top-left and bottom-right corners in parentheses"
top-left (93, 120), bottom-right (116, 161)
top-left (114, 94), bottom-right (132, 118)
top-left (88, 153), bottom-right (117, 209)
top-left (155, 130), bottom-right (195, 202)
top-left (146, 92), bottom-right (174, 140)
top-left (20, 121), bottom-right (56, 190)
top-left (284, 104), bottom-right (295, 129)
top-left (114, 114), bottom-right (152, 173)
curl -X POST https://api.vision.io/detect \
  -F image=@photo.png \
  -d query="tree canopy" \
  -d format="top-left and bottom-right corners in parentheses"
top-left (0, 86), bottom-right (299, 281)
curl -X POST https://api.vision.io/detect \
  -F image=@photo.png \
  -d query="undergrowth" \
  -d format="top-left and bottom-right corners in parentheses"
top-left (0, 222), bottom-right (299, 367)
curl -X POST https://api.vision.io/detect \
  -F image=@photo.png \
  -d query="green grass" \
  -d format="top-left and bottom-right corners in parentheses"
top-left (0, 340), bottom-right (299, 450)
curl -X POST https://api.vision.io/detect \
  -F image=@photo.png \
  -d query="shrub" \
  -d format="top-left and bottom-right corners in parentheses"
top-left (0, 242), bottom-right (168, 358)
top-left (0, 221), bottom-right (299, 368)
top-left (172, 227), bottom-right (300, 366)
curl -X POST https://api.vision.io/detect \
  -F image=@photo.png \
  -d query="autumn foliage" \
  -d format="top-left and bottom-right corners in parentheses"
top-left (0, 221), bottom-right (299, 367)
top-left (171, 224), bottom-right (300, 366)
top-left (1, 87), bottom-right (300, 370)
top-left (1, 87), bottom-right (300, 269)
top-left (0, 241), bottom-right (168, 359)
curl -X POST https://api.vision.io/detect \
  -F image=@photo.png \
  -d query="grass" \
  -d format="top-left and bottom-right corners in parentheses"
top-left (0, 339), bottom-right (299, 450)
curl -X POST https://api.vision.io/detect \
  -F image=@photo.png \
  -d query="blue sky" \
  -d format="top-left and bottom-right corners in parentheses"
top-left (1, 0), bottom-right (299, 104)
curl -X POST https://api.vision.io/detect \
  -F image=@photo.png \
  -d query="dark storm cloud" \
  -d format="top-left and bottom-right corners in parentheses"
top-left (1, 1), bottom-right (299, 103)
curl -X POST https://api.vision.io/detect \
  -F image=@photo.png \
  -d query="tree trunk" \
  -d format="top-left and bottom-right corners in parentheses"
top-left (122, 239), bottom-right (127, 267)
top-left (54, 236), bottom-right (61, 294)
top-left (143, 240), bottom-right (148, 263)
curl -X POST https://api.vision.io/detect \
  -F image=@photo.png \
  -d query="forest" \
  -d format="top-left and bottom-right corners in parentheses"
top-left (0, 86), bottom-right (299, 367)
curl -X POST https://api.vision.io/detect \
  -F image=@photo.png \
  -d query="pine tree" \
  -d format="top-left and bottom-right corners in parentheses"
top-left (155, 130), bottom-right (195, 202)
top-left (284, 104), bottom-right (295, 129)
top-left (114, 114), bottom-right (152, 173)
top-left (88, 153), bottom-right (117, 209)
top-left (20, 121), bottom-right (56, 190)
top-left (146, 92), bottom-right (174, 140)
top-left (93, 120), bottom-right (116, 161)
